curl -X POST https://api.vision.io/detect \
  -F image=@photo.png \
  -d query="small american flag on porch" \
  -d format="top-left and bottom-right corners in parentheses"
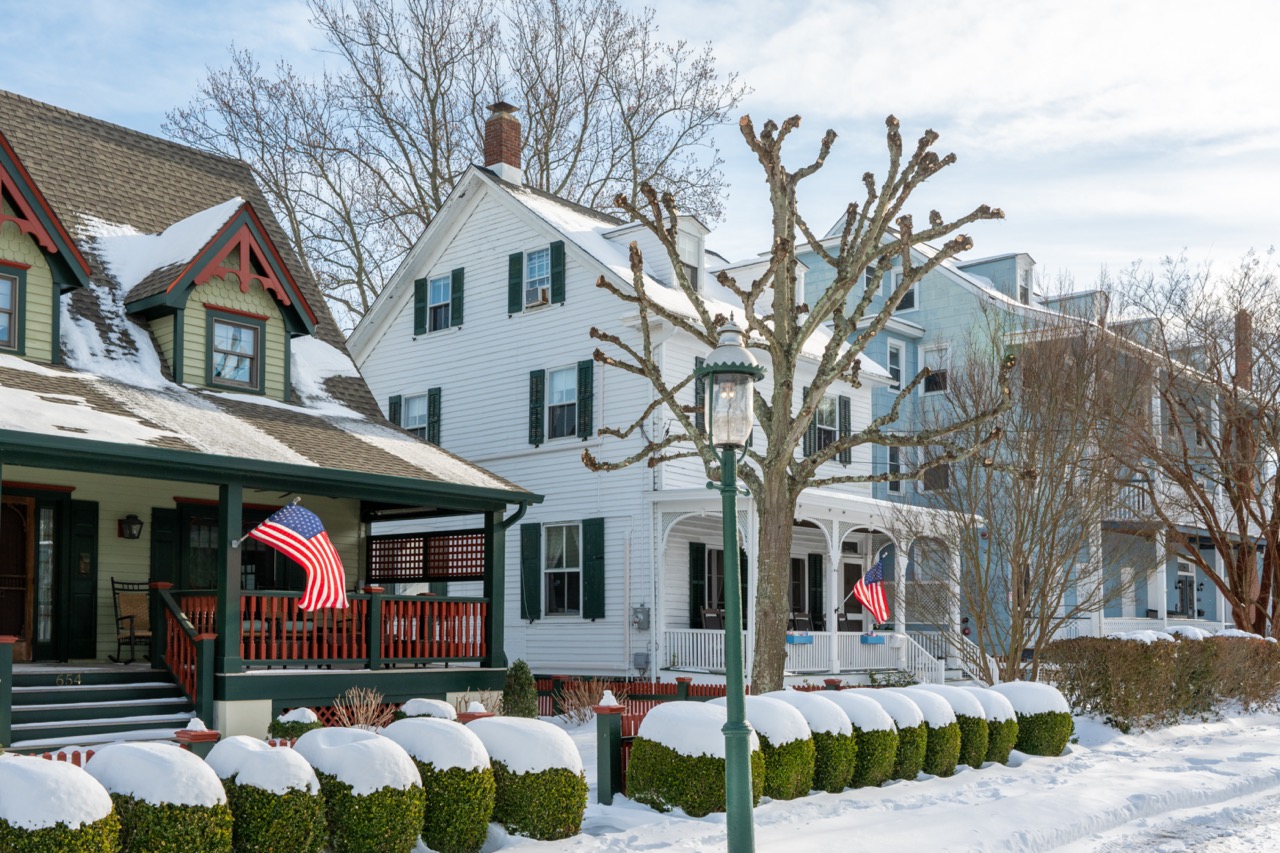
top-left (853, 558), bottom-right (891, 626)
top-left (247, 505), bottom-right (348, 610)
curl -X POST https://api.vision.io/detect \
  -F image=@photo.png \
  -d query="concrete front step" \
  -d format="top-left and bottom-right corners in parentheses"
top-left (14, 696), bottom-right (192, 724)
top-left (12, 682), bottom-right (186, 706)
top-left (8, 667), bottom-right (194, 745)
top-left (11, 711), bottom-right (197, 745)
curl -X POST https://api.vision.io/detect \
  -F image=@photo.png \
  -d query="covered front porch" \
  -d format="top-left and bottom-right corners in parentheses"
top-left (648, 487), bottom-right (965, 685)
top-left (0, 430), bottom-right (535, 742)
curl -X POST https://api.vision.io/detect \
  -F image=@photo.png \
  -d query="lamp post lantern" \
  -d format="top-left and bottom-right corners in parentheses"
top-left (696, 319), bottom-right (763, 852)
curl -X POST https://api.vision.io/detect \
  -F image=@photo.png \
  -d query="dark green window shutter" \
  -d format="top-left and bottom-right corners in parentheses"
top-left (689, 542), bottom-right (707, 628)
top-left (508, 253), bottom-right (524, 314)
top-left (426, 387), bottom-right (441, 445)
top-left (582, 517), bottom-right (605, 620)
top-left (528, 370), bottom-right (545, 446)
top-left (577, 359), bottom-right (594, 440)
top-left (807, 553), bottom-right (824, 621)
top-left (694, 356), bottom-right (706, 434)
top-left (838, 395), bottom-right (852, 465)
top-left (802, 386), bottom-right (816, 457)
top-left (413, 278), bottom-right (427, 335)
top-left (428, 581), bottom-right (448, 595)
top-left (550, 240), bottom-right (566, 303)
top-left (520, 523), bottom-right (542, 621)
top-left (68, 500), bottom-right (100, 658)
top-left (450, 267), bottom-right (464, 326)
top-left (387, 394), bottom-right (402, 427)
top-left (149, 507), bottom-right (180, 586)
top-left (739, 548), bottom-right (750, 621)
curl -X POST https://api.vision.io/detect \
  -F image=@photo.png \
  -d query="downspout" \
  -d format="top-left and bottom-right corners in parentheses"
top-left (499, 501), bottom-right (529, 530)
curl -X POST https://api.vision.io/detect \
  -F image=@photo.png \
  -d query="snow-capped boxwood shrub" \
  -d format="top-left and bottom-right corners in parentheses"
top-left (961, 686), bottom-right (1020, 764)
top-left (991, 683), bottom-right (1074, 757)
top-left (383, 717), bottom-right (495, 853)
top-left (206, 735), bottom-right (325, 853)
top-left (467, 716), bottom-right (587, 840)
top-left (268, 707), bottom-right (324, 741)
top-left (503, 659), bottom-right (539, 718)
top-left (626, 702), bottom-right (765, 817)
top-left (0, 754), bottom-right (120, 852)
top-left (394, 697), bottom-right (458, 721)
top-left (846, 688), bottom-right (926, 780)
top-left (762, 691), bottom-right (857, 793)
top-left (293, 727), bottom-right (425, 853)
top-left (709, 695), bottom-right (814, 799)
top-left (890, 688), bottom-right (961, 777)
top-left (821, 690), bottom-right (899, 788)
top-left (916, 685), bottom-right (990, 769)
top-left (85, 742), bottom-right (232, 853)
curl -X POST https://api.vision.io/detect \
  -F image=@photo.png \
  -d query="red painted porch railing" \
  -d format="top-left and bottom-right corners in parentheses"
top-left (380, 597), bottom-right (487, 661)
top-left (239, 594), bottom-right (371, 662)
top-left (164, 608), bottom-right (200, 703)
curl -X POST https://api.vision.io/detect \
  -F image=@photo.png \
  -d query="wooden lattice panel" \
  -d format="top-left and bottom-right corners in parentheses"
top-left (368, 534), bottom-right (427, 583)
top-left (425, 531), bottom-right (485, 581)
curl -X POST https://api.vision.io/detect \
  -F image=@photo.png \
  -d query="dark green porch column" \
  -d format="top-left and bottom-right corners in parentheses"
top-left (482, 509), bottom-right (507, 668)
top-left (215, 482), bottom-right (243, 674)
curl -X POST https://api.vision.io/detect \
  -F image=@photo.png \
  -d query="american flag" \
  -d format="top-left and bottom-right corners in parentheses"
top-left (247, 505), bottom-right (348, 610)
top-left (853, 558), bottom-right (891, 626)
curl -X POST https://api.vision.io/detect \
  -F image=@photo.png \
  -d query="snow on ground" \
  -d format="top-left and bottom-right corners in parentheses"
top-left (520, 710), bottom-right (1280, 852)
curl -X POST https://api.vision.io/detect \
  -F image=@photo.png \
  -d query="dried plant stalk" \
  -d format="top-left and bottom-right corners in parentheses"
top-left (555, 678), bottom-right (630, 725)
top-left (330, 686), bottom-right (396, 731)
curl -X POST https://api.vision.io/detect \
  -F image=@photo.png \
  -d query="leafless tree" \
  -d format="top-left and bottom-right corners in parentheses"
top-left (585, 114), bottom-right (1010, 691)
top-left (166, 0), bottom-right (746, 328)
top-left (893, 309), bottom-right (1155, 682)
top-left (1110, 251), bottom-right (1280, 636)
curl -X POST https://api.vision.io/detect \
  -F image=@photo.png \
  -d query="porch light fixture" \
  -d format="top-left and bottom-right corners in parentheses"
top-left (118, 514), bottom-right (144, 540)
top-left (695, 318), bottom-right (764, 853)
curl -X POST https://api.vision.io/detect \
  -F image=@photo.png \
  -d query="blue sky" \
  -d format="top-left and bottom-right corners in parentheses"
top-left (7, 0), bottom-right (1276, 290)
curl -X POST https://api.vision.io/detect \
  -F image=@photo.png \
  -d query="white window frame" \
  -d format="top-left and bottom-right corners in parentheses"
top-left (544, 522), bottom-right (582, 616)
top-left (922, 344), bottom-right (949, 395)
top-left (815, 395), bottom-right (838, 452)
top-left (0, 273), bottom-right (16, 350)
top-left (884, 268), bottom-right (916, 312)
top-left (546, 365), bottom-right (578, 440)
top-left (887, 445), bottom-right (902, 493)
top-left (402, 394), bottom-right (428, 439)
top-left (427, 273), bottom-right (451, 331)
top-left (210, 317), bottom-right (260, 389)
top-left (887, 341), bottom-right (903, 390)
top-left (524, 247), bottom-right (551, 308)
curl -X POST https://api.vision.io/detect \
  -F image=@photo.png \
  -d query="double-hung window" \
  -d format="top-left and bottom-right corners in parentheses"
top-left (815, 396), bottom-right (838, 451)
top-left (923, 344), bottom-right (949, 394)
top-left (0, 273), bottom-right (16, 350)
top-left (547, 366), bottom-right (578, 439)
top-left (428, 274), bottom-right (451, 331)
top-left (525, 248), bottom-right (551, 307)
top-left (544, 523), bottom-right (582, 615)
top-left (209, 315), bottom-right (262, 391)
top-left (1019, 269), bottom-right (1032, 304)
top-left (887, 341), bottom-right (903, 390)
top-left (887, 446), bottom-right (902, 493)
top-left (885, 268), bottom-right (915, 311)
top-left (402, 394), bottom-right (428, 439)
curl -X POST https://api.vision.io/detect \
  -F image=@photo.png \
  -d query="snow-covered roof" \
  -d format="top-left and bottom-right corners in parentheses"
top-left (86, 197), bottom-right (242, 292)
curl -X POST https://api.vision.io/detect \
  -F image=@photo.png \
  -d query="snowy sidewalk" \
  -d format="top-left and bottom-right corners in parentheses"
top-left (513, 712), bottom-right (1280, 852)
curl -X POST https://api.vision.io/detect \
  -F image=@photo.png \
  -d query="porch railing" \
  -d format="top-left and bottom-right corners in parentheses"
top-left (168, 590), bottom-right (488, 669)
top-left (662, 629), bottom-right (944, 682)
top-left (156, 585), bottom-right (215, 724)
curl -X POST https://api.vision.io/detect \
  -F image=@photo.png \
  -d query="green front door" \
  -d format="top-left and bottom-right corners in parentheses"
top-left (62, 500), bottom-right (99, 659)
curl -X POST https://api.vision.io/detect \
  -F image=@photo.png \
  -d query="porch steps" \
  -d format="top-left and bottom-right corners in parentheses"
top-left (8, 668), bottom-right (195, 751)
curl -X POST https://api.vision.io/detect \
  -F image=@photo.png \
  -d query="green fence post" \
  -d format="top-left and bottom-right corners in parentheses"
top-left (676, 676), bottom-right (692, 701)
top-left (0, 636), bottom-right (14, 747)
top-left (364, 587), bottom-right (384, 671)
top-left (150, 582), bottom-right (173, 670)
top-left (594, 702), bottom-right (625, 804)
top-left (195, 634), bottom-right (217, 727)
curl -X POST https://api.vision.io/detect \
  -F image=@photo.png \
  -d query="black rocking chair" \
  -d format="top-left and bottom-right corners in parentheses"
top-left (109, 578), bottom-right (152, 663)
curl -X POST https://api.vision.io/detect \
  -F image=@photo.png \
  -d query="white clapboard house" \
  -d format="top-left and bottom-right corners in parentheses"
top-left (349, 104), bottom-right (961, 683)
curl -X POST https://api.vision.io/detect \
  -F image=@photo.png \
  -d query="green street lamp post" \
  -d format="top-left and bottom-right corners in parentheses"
top-left (697, 320), bottom-right (763, 852)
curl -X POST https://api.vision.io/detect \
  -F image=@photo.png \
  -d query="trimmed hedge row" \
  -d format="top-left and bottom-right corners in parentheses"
top-left (954, 714), bottom-right (990, 770)
top-left (757, 735), bottom-right (815, 800)
top-left (891, 723), bottom-right (928, 780)
top-left (1043, 635), bottom-right (1280, 732)
top-left (985, 717), bottom-right (1020, 765)
top-left (811, 731), bottom-right (857, 793)
top-left (1013, 712), bottom-right (1074, 757)
top-left (850, 727), bottom-right (898, 788)
top-left (0, 814), bottom-right (121, 853)
top-left (110, 795), bottom-right (233, 853)
top-left (313, 771), bottom-right (425, 853)
top-left (490, 761), bottom-right (586, 841)
top-left (626, 738), bottom-right (766, 817)
top-left (222, 779), bottom-right (325, 853)
top-left (919, 722), bottom-right (962, 778)
top-left (413, 761), bottom-right (495, 853)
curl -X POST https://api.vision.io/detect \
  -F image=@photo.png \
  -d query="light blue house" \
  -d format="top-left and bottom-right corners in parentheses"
top-left (797, 222), bottom-right (1230, 656)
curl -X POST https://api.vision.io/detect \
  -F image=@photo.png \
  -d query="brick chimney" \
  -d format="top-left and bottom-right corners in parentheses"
top-left (1235, 309), bottom-right (1253, 390)
top-left (483, 102), bottom-right (523, 184)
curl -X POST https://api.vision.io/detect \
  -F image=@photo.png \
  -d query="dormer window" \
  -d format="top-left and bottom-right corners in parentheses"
top-left (208, 311), bottom-right (264, 392)
top-left (0, 271), bottom-right (17, 350)
top-left (677, 230), bottom-right (703, 291)
top-left (1020, 269), bottom-right (1032, 304)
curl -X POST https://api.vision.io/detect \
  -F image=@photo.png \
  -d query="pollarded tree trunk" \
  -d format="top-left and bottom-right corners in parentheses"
top-left (751, 470), bottom-right (796, 691)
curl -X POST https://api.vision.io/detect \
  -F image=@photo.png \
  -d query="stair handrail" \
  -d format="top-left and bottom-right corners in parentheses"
top-left (955, 632), bottom-right (1000, 686)
top-left (156, 586), bottom-right (215, 725)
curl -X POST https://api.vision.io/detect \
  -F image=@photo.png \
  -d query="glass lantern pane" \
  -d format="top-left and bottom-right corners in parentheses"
top-left (710, 372), bottom-right (753, 446)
